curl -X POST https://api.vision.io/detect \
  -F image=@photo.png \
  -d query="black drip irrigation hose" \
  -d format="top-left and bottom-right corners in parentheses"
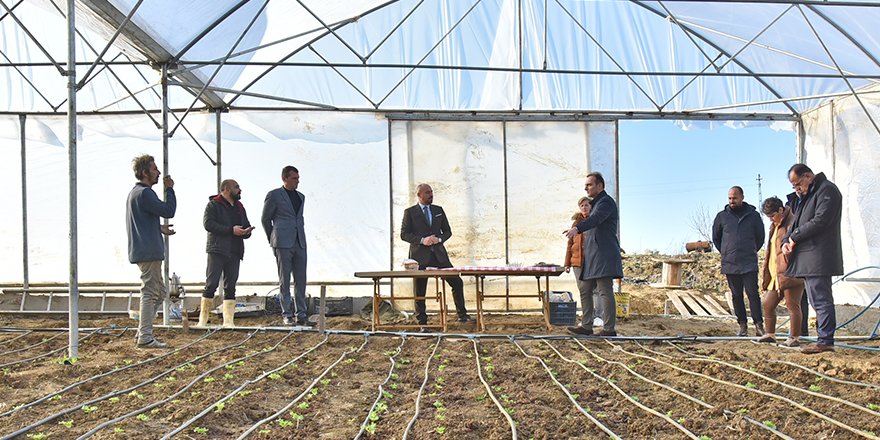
top-left (0, 330), bottom-right (33, 345)
top-left (159, 333), bottom-right (332, 440)
top-left (0, 329), bottom-right (99, 369)
top-left (0, 329), bottom-right (220, 419)
top-left (77, 331), bottom-right (296, 439)
top-left (234, 335), bottom-right (371, 439)
top-left (401, 336), bottom-right (442, 440)
top-left (512, 339), bottom-right (623, 440)
top-left (0, 331), bottom-right (66, 357)
top-left (0, 330), bottom-right (251, 440)
top-left (353, 336), bottom-right (407, 440)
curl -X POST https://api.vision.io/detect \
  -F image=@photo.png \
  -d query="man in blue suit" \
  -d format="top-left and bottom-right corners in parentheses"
top-left (262, 166), bottom-right (314, 326)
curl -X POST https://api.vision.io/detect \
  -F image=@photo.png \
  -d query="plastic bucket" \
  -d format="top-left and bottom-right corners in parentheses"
top-left (615, 292), bottom-right (630, 318)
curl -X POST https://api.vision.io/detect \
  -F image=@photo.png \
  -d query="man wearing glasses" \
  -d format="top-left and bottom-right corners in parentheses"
top-left (782, 163), bottom-right (842, 354)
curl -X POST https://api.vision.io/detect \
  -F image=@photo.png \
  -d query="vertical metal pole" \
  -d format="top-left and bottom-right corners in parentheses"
top-left (518, 0), bottom-right (523, 111)
top-left (161, 63), bottom-right (171, 325)
top-left (67, 0), bottom-right (79, 359)
top-left (20, 114), bottom-right (29, 289)
top-left (796, 117), bottom-right (806, 163)
top-left (388, 119), bottom-right (394, 297)
top-left (502, 120), bottom-right (510, 311)
top-left (216, 110), bottom-right (222, 192)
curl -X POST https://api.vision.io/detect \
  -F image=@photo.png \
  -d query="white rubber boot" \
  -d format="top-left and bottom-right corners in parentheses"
top-left (197, 297), bottom-right (212, 327)
top-left (222, 300), bottom-right (236, 328)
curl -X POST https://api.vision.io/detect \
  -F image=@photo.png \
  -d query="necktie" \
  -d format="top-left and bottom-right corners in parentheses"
top-left (423, 205), bottom-right (431, 226)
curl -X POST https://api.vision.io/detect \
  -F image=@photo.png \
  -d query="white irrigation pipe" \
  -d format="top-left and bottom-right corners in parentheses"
top-left (768, 360), bottom-right (880, 389)
top-left (78, 331), bottom-right (296, 439)
top-left (617, 343), bottom-right (880, 440)
top-left (401, 336), bottom-right (442, 440)
top-left (471, 339), bottom-right (517, 440)
top-left (0, 330), bottom-right (32, 345)
top-left (234, 335), bottom-right (370, 439)
top-left (159, 333), bottom-right (331, 440)
top-left (687, 357), bottom-right (880, 420)
top-left (510, 339), bottom-right (623, 440)
top-left (0, 329), bottom-right (250, 440)
top-left (570, 340), bottom-right (795, 440)
top-left (0, 328), bottom-right (220, 419)
top-left (353, 336), bottom-right (407, 440)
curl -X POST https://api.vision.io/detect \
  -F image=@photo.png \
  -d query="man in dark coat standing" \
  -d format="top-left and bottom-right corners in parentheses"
top-left (713, 186), bottom-right (766, 337)
top-left (563, 172), bottom-right (623, 337)
top-left (400, 184), bottom-right (474, 328)
top-left (197, 179), bottom-right (253, 328)
top-left (782, 164), bottom-right (843, 354)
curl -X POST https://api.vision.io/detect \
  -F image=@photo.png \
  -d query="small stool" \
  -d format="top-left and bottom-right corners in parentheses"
top-left (650, 258), bottom-right (695, 288)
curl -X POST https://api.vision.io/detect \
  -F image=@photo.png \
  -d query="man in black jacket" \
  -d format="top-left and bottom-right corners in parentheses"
top-left (400, 184), bottom-right (474, 328)
top-left (198, 179), bottom-right (254, 328)
top-left (782, 164), bottom-right (843, 354)
top-left (713, 186), bottom-right (765, 337)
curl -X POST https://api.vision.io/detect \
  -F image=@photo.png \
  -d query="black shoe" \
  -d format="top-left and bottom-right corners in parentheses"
top-left (282, 317), bottom-right (297, 326)
top-left (418, 327), bottom-right (432, 333)
top-left (458, 315), bottom-right (476, 323)
top-left (297, 318), bottom-right (317, 326)
top-left (567, 326), bottom-right (593, 336)
top-left (596, 330), bottom-right (617, 337)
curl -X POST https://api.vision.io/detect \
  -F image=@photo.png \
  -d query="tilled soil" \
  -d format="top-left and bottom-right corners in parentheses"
top-left (2, 311), bottom-right (880, 440)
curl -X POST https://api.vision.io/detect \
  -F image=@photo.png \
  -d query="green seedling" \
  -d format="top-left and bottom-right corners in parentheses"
top-left (310, 388), bottom-right (319, 396)
top-left (763, 420), bottom-right (777, 429)
top-left (191, 391), bottom-right (202, 396)
top-left (137, 414), bottom-right (150, 421)
top-left (269, 373), bottom-right (281, 379)
top-left (331, 371), bottom-right (338, 377)
top-left (289, 412), bottom-right (304, 422)
top-left (320, 379), bottom-right (331, 385)
top-left (108, 397), bottom-right (119, 402)
top-left (49, 395), bottom-right (62, 401)
top-left (390, 383), bottom-right (398, 389)
top-left (298, 402), bottom-right (309, 410)
top-left (382, 390), bottom-right (394, 399)
top-left (204, 377), bottom-right (215, 383)
top-left (259, 429), bottom-right (271, 434)
top-left (114, 427), bottom-right (124, 434)
top-left (487, 373), bottom-right (494, 379)
top-left (810, 384), bottom-right (821, 391)
top-left (58, 420), bottom-right (74, 428)
top-left (215, 401), bottom-right (226, 412)
top-left (438, 364), bottom-right (447, 372)
top-left (376, 401), bottom-right (388, 412)
top-left (571, 394), bottom-right (580, 399)
top-left (26, 433), bottom-right (46, 440)
top-left (369, 411), bottom-right (379, 422)
top-left (736, 408), bottom-right (749, 415)
top-left (238, 390), bottom-right (252, 397)
top-left (277, 419), bottom-right (293, 428)
top-left (154, 383), bottom-right (164, 388)
top-left (435, 426), bottom-right (446, 434)
top-left (224, 373), bottom-right (234, 380)
top-left (193, 427), bottom-right (208, 434)
top-left (815, 377), bottom-right (824, 381)
top-left (82, 405), bottom-right (98, 414)
top-left (867, 403), bottom-right (880, 411)
top-left (677, 417), bottom-right (686, 423)
top-left (166, 376), bottom-right (176, 382)
top-left (699, 436), bottom-right (712, 440)
top-left (745, 382), bottom-right (756, 389)
top-left (225, 364), bottom-right (236, 370)
top-left (364, 423), bottom-right (377, 434)
top-left (476, 394), bottom-right (487, 401)
top-left (151, 408), bottom-right (160, 414)
top-left (433, 401), bottom-right (444, 409)
top-left (344, 358), bottom-right (355, 364)
top-left (466, 353), bottom-right (473, 358)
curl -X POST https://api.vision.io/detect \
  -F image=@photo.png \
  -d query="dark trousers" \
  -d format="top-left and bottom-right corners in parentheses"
top-left (414, 253), bottom-right (467, 325)
top-left (804, 276), bottom-right (836, 346)
top-left (726, 271), bottom-right (763, 324)
top-left (275, 245), bottom-right (308, 319)
top-left (202, 253), bottom-right (240, 300)
top-left (801, 292), bottom-right (810, 335)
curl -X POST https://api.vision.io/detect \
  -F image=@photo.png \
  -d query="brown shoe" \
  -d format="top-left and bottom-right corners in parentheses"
top-left (800, 344), bottom-right (835, 354)
top-left (736, 322), bottom-right (748, 336)
top-left (756, 334), bottom-right (776, 343)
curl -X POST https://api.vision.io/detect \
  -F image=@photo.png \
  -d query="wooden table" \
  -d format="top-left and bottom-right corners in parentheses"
top-left (429, 266), bottom-right (565, 331)
top-left (353, 270), bottom-right (455, 332)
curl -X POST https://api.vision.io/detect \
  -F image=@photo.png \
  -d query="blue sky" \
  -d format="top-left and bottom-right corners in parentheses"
top-left (618, 120), bottom-right (797, 255)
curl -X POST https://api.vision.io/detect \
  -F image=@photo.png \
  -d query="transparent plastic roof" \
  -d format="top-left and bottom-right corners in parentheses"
top-left (3, 0), bottom-right (879, 117)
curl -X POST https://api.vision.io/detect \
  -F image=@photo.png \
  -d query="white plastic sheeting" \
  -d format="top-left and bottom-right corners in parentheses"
top-left (1, 112), bottom-right (615, 295)
top-left (4, 0), bottom-right (880, 114)
top-left (800, 85), bottom-right (880, 307)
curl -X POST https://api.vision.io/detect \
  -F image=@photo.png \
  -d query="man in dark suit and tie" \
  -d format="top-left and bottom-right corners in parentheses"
top-left (262, 166), bottom-right (314, 326)
top-left (400, 184), bottom-right (475, 327)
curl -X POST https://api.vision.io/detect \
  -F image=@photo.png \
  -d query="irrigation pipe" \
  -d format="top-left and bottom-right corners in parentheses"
top-left (0, 330), bottom-right (31, 346)
top-left (0, 331), bottom-right (57, 355)
top-left (78, 331), bottom-right (296, 439)
top-left (565, 339), bottom-right (794, 439)
top-left (0, 328), bottom-right (219, 419)
top-left (159, 333), bottom-right (331, 440)
top-left (686, 356), bottom-right (880, 420)
top-left (617, 342), bottom-right (880, 439)
top-left (0, 330), bottom-right (256, 440)
top-left (0, 329), bottom-right (98, 369)
top-left (234, 335), bottom-right (370, 440)
top-left (353, 336), bottom-right (407, 440)
top-left (401, 336), bottom-right (442, 440)
top-left (767, 360), bottom-right (880, 389)
top-left (510, 339), bottom-right (623, 440)
top-left (471, 339), bottom-right (517, 440)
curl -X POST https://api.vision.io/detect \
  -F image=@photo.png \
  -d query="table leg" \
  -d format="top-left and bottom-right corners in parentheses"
top-left (439, 277), bottom-right (447, 332)
top-left (543, 275), bottom-right (551, 330)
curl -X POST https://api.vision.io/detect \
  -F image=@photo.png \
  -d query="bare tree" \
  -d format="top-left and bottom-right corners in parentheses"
top-left (687, 203), bottom-right (714, 244)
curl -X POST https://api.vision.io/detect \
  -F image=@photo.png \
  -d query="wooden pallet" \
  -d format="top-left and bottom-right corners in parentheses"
top-left (666, 290), bottom-right (732, 316)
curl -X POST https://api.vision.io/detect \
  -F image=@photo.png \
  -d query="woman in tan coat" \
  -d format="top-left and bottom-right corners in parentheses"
top-left (758, 197), bottom-right (805, 347)
top-left (564, 197), bottom-right (603, 327)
